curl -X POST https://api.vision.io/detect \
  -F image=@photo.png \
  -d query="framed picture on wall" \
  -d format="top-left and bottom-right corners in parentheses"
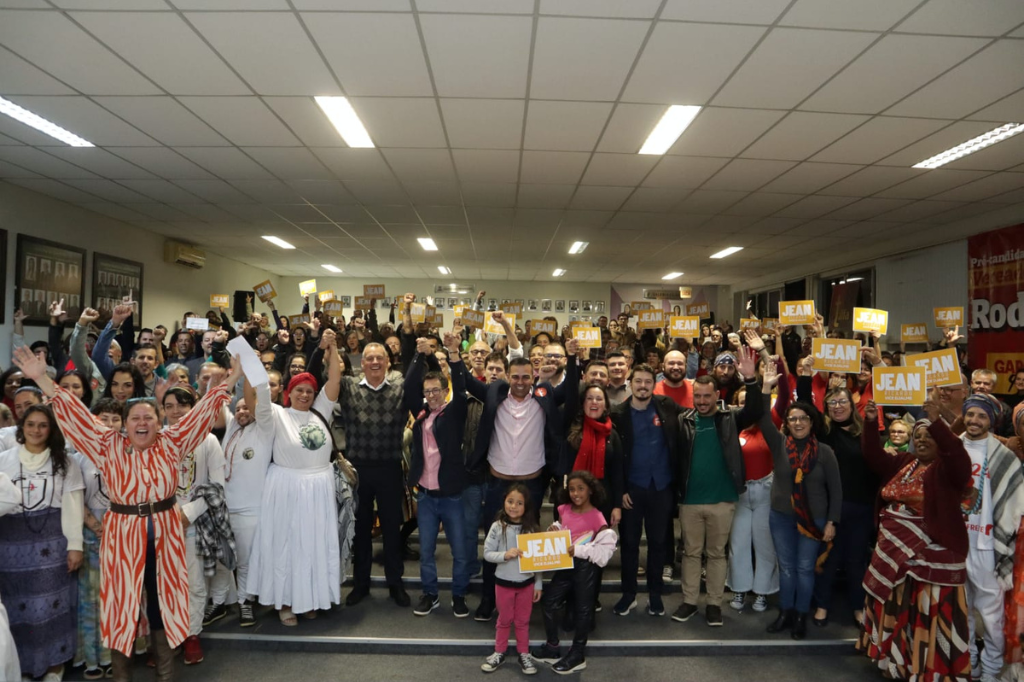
top-left (527, 299), bottom-right (537, 311)
top-left (554, 300), bottom-right (565, 313)
top-left (594, 300), bottom-right (605, 314)
top-left (447, 297), bottom-right (458, 309)
top-left (541, 299), bottom-right (552, 312)
top-left (93, 252), bottom-right (143, 323)
top-left (582, 300), bottom-right (592, 312)
top-left (340, 295), bottom-right (352, 307)
top-left (568, 300), bottom-right (579, 313)
top-left (380, 296), bottom-right (393, 308)
top-left (15, 234), bottom-right (85, 326)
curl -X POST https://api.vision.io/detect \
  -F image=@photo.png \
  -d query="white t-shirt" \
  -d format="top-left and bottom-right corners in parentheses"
top-left (221, 384), bottom-right (274, 516)
top-left (72, 451), bottom-right (110, 518)
top-left (266, 387), bottom-right (336, 470)
top-left (0, 447), bottom-right (84, 512)
top-left (0, 427), bottom-right (17, 453)
top-left (173, 433), bottom-right (226, 527)
top-left (963, 436), bottom-right (994, 551)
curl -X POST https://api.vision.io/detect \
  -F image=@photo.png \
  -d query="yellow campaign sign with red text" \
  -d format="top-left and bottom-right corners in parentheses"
top-left (872, 367), bottom-right (927, 406)
top-left (812, 338), bottom-right (862, 373)
top-left (517, 530), bottom-right (573, 573)
top-left (852, 307), bottom-right (888, 335)
top-left (779, 300), bottom-right (815, 326)
top-left (907, 347), bottom-right (962, 387)
top-left (901, 323), bottom-right (929, 344)
top-left (669, 315), bottom-right (700, 339)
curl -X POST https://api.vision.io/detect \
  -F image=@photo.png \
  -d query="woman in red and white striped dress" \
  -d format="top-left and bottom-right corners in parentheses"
top-left (13, 346), bottom-right (240, 682)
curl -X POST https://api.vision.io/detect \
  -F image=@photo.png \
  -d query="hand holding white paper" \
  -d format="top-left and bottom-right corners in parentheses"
top-left (227, 336), bottom-right (269, 386)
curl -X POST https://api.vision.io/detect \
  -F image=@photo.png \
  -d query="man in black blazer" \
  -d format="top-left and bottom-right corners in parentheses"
top-left (610, 363), bottom-right (685, 618)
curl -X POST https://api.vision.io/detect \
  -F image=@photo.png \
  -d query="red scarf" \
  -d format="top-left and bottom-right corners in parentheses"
top-left (785, 434), bottom-right (832, 572)
top-left (574, 416), bottom-right (612, 479)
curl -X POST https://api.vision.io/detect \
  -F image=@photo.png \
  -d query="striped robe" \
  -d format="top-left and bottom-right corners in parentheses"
top-left (51, 384), bottom-right (231, 655)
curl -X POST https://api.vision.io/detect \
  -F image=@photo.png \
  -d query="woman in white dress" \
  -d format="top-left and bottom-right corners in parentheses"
top-left (246, 330), bottom-right (342, 626)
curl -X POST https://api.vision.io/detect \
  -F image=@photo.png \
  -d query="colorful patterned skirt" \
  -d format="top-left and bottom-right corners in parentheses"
top-left (1003, 517), bottom-right (1024, 663)
top-left (75, 526), bottom-right (110, 670)
top-left (0, 508), bottom-right (78, 678)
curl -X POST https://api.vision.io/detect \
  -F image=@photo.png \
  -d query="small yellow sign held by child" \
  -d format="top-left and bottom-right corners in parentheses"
top-left (517, 530), bottom-right (574, 573)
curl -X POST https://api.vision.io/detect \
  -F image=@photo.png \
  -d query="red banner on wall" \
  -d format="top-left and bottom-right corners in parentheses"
top-left (968, 224), bottom-right (1024, 394)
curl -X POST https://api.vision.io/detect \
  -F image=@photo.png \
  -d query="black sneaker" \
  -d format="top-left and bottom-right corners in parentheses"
top-left (594, 599), bottom-right (602, 613)
top-left (647, 593), bottom-right (665, 616)
top-left (672, 603), bottom-right (698, 622)
top-left (612, 594), bottom-right (637, 616)
top-left (389, 586), bottom-right (411, 608)
top-left (481, 651), bottom-right (505, 673)
top-left (552, 647), bottom-right (586, 675)
top-left (452, 596), bottom-right (469, 618)
top-left (519, 653), bottom-right (538, 675)
top-left (531, 642), bottom-right (560, 664)
top-left (202, 602), bottom-right (227, 626)
top-left (413, 594), bottom-right (439, 616)
top-left (474, 599), bottom-right (495, 622)
top-left (345, 586), bottom-right (370, 606)
top-left (238, 601), bottom-right (256, 628)
top-left (706, 605), bottom-right (724, 627)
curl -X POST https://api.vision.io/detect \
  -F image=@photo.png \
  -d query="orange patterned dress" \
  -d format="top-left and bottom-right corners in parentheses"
top-left (50, 384), bottom-right (231, 655)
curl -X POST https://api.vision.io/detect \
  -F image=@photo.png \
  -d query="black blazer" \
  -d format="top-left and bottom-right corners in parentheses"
top-left (610, 395), bottom-right (684, 492)
top-left (465, 357), bottom-right (580, 475)
top-left (406, 354), bottom-right (469, 497)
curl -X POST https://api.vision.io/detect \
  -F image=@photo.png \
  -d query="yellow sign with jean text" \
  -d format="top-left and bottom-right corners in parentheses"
top-left (933, 306), bottom-right (963, 328)
top-left (501, 302), bottom-right (523, 317)
top-left (901, 323), bottom-right (929, 344)
top-left (812, 338), bottom-right (862, 373)
top-left (530, 319), bottom-right (557, 336)
top-left (318, 290), bottom-right (335, 303)
top-left (740, 318), bottom-right (759, 331)
top-left (908, 348), bottom-right (962, 387)
top-left (484, 312), bottom-right (515, 336)
top-left (287, 314), bottom-right (309, 328)
top-left (669, 315), bottom-right (700, 339)
top-left (254, 280), bottom-right (276, 302)
top-left (686, 301), bottom-right (710, 317)
top-left (630, 301), bottom-right (653, 312)
top-left (210, 294), bottom-right (230, 308)
top-left (779, 300), bottom-right (816, 326)
top-left (355, 296), bottom-right (373, 311)
top-left (872, 367), bottom-right (927, 406)
top-left (410, 303), bottom-right (427, 323)
top-left (461, 309), bottom-right (485, 328)
top-left (637, 309), bottom-right (663, 330)
top-left (299, 279), bottom-right (317, 296)
top-left (323, 300), bottom-right (343, 316)
top-left (573, 326), bottom-right (602, 348)
top-left (363, 284), bottom-right (385, 298)
top-left (517, 530), bottom-right (573, 573)
top-left (761, 318), bottom-right (779, 335)
top-left (853, 307), bottom-right (888, 335)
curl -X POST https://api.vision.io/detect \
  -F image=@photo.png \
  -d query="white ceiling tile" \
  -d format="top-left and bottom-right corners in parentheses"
top-left (312, 148), bottom-right (395, 183)
top-left (563, 210), bottom-right (613, 227)
top-left (465, 207), bottom-right (513, 226)
top-left (524, 100), bottom-right (613, 151)
top-left (440, 99), bottom-right (524, 150)
top-left (382, 148), bottom-right (457, 183)
top-left (774, 194), bottom-right (859, 219)
top-left (817, 166), bottom-right (923, 196)
top-left (822, 197), bottom-right (914, 220)
top-left (313, 205), bottom-right (372, 222)
top-left (175, 147), bottom-right (275, 180)
top-left (0, 132), bottom-right (23, 145)
top-left (0, 11), bottom-right (160, 94)
top-left (701, 159), bottom-right (796, 191)
top-left (232, 180), bottom-right (303, 203)
top-left (416, 0), bottom-right (532, 12)
top-left (461, 182), bottom-right (517, 207)
top-left (172, 179), bottom-right (253, 203)
top-left (0, 145), bottom-right (98, 179)
top-left (172, 204), bottom-right (246, 223)
top-left (661, 0), bottom-right (789, 23)
top-left (263, 97), bottom-right (346, 147)
top-left (349, 97), bottom-right (447, 148)
top-left (295, 0), bottom-right (408, 8)
top-left (719, 192), bottom-right (799, 217)
top-left (514, 208), bottom-right (563, 228)
top-left (118, 178), bottom-right (202, 203)
top-left (596, 103), bottom-right (667, 154)
top-left (942, 133), bottom-right (1024, 171)
top-left (781, 0), bottom-right (919, 30)
top-left (451, 149), bottom-right (520, 184)
top-left (73, 12), bottom-right (250, 95)
top-left (186, 12), bottom-right (339, 96)
top-left (540, 0), bottom-right (662, 18)
top-left (265, 203), bottom-right (327, 221)
top-left (811, 117), bottom-right (949, 164)
top-left (80, 201), bottom-right (152, 222)
top-left (346, 178), bottom-right (413, 204)
top-left (875, 169), bottom-right (992, 199)
top-left (6, 178), bottom-right (101, 203)
top-left (896, 0), bottom-right (1024, 36)
top-left (172, 0), bottom-right (289, 7)
top-left (404, 181), bottom-right (462, 205)
top-left (580, 153), bottom-right (657, 186)
top-left (287, 180), bottom-right (354, 204)
top-left (177, 97), bottom-right (300, 146)
top-left (642, 156), bottom-right (730, 189)
top-left (875, 200), bottom-right (967, 223)
top-left (623, 23), bottom-right (764, 105)
top-left (53, 0), bottom-right (166, 5)
top-left (568, 185), bottom-right (632, 211)
top-left (242, 147), bottom-right (335, 180)
top-left (620, 187), bottom-right (685, 212)
top-left (0, 46), bottom-right (76, 94)
top-left (801, 35), bottom-right (988, 114)
top-left (367, 206), bottom-right (419, 224)
top-left (109, 148), bottom-right (216, 180)
top-left (713, 28), bottom-right (878, 109)
top-left (530, 18), bottom-right (648, 101)
top-left (95, 96), bottom-right (229, 146)
top-left (417, 205), bottom-right (466, 225)
top-left (64, 178), bottom-right (152, 203)
top-left (759, 162), bottom-right (862, 194)
top-left (519, 151), bottom-right (590, 184)
top-left (969, 90), bottom-right (1024, 122)
top-left (420, 14), bottom-right (532, 98)
top-left (742, 112), bottom-right (869, 161)
top-left (42, 148), bottom-right (156, 179)
top-left (0, 159), bottom-right (39, 177)
top-left (672, 189), bottom-right (746, 214)
top-left (886, 40), bottom-right (1024, 119)
top-left (0, 114), bottom-right (73, 146)
top-left (669, 107), bottom-right (786, 157)
top-left (9, 96), bottom-right (157, 146)
top-left (516, 183), bottom-right (576, 208)
top-left (304, 13), bottom-right (433, 97)
top-left (878, 120), bottom-right (1002, 167)
top-left (0, 1), bottom-right (49, 7)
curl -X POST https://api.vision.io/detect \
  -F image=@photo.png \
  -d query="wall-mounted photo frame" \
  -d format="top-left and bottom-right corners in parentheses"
top-left (555, 300), bottom-right (566, 313)
top-left (594, 300), bottom-right (605, 314)
top-left (568, 300), bottom-right (579, 313)
top-left (15, 234), bottom-right (86, 326)
top-left (541, 299), bottom-right (552, 312)
top-left (448, 297), bottom-right (459, 309)
top-left (340, 295), bottom-right (352, 307)
top-left (582, 300), bottom-right (592, 312)
top-left (93, 252), bottom-right (144, 323)
top-left (527, 299), bottom-right (538, 311)
top-left (379, 296), bottom-right (393, 308)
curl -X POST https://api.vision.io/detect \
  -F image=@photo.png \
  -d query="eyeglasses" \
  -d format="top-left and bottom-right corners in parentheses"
top-left (786, 415), bottom-right (810, 423)
top-left (544, 353), bottom-right (566, 360)
top-left (423, 388), bottom-right (444, 396)
top-left (289, 364), bottom-right (305, 370)
top-left (469, 349), bottom-right (489, 356)
top-left (826, 399), bottom-right (850, 407)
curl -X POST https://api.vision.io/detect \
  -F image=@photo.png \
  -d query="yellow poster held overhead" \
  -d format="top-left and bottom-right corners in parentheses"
top-left (484, 312), bottom-right (515, 336)
top-left (812, 338), bottom-right (862, 373)
top-left (933, 306), bottom-right (964, 329)
top-left (779, 300), bottom-right (816, 326)
top-left (287, 314), bottom-right (309, 328)
top-left (454, 304), bottom-right (468, 319)
top-left (461, 309), bottom-right (485, 328)
top-left (530, 319), bottom-right (557, 336)
top-left (410, 302), bottom-right (426, 323)
top-left (502, 302), bottom-right (523, 317)
top-left (907, 348), bottom-right (962, 387)
top-left (254, 280), bottom-right (277, 302)
top-left (318, 290), bottom-right (335, 303)
top-left (630, 301), bottom-right (653, 312)
top-left (355, 296), bottom-right (373, 311)
top-left (299, 279), bottom-right (317, 297)
top-left (761, 318), bottom-right (779, 335)
top-left (740, 318), bottom-right (759, 331)
top-left (210, 294), bottom-right (230, 308)
top-left (901, 323), bottom-right (929, 344)
top-left (686, 301), bottom-right (710, 317)
top-left (363, 284), bottom-right (385, 298)
top-left (852, 307), bottom-right (888, 335)
top-left (872, 367), bottom-right (927, 406)
top-left (573, 326), bottom-right (602, 348)
top-left (637, 309), bottom-right (663, 330)
top-left (669, 316), bottom-right (700, 339)
top-left (323, 300), bottom-right (343, 316)
top-left (517, 531), bottom-right (573, 573)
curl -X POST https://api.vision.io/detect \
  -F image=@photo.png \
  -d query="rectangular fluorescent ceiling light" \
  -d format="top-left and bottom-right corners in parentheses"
top-left (321, 264), bottom-right (342, 273)
top-left (710, 246), bottom-right (743, 259)
top-left (262, 236), bottom-right (295, 249)
top-left (568, 241), bottom-right (589, 254)
top-left (639, 105), bottom-right (702, 155)
top-left (438, 265), bottom-right (450, 274)
top-left (662, 272), bottom-right (683, 280)
top-left (913, 123), bottom-right (1024, 169)
top-left (0, 95), bottom-right (93, 147)
top-left (552, 268), bottom-right (566, 277)
top-left (417, 237), bottom-right (438, 251)
top-left (314, 96), bottom-right (374, 148)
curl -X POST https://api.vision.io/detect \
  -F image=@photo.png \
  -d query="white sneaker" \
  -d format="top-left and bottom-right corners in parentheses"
top-left (752, 594), bottom-right (768, 612)
top-left (729, 592), bottom-right (746, 611)
top-left (481, 651), bottom-right (505, 673)
top-left (662, 565), bottom-right (674, 581)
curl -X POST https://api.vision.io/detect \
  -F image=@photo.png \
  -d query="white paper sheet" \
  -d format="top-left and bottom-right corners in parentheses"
top-left (227, 336), bottom-right (269, 386)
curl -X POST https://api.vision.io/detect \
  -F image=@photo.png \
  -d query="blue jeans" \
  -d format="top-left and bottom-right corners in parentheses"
top-left (462, 482), bottom-right (486, 577)
top-left (416, 490), bottom-right (470, 598)
top-left (769, 510), bottom-right (823, 614)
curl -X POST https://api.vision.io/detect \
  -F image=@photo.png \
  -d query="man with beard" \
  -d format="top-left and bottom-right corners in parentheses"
top-left (654, 350), bottom-right (694, 409)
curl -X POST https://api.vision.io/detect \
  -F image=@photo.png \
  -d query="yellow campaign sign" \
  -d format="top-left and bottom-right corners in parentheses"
top-left (669, 315), bottom-right (700, 339)
top-left (299, 279), bottom-right (317, 296)
top-left (461, 309), bottom-right (485, 328)
top-left (254, 280), bottom-right (277, 302)
top-left (933, 306), bottom-right (964, 329)
top-left (530, 319), bottom-right (557, 336)
top-left (686, 301), bottom-right (710, 317)
top-left (355, 296), bottom-right (373, 311)
top-left (573, 326), bottom-right (602, 348)
top-left (502, 302), bottom-right (523, 317)
top-left (318, 290), bottom-right (335, 303)
top-left (872, 367), bottom-right (927, 406)
top-left (484, 312), bottom-right (515, 336)
top-left (323, 300), bottom-right (343, 316)
top-left (454, 304), bottom-right (468, 319)
top-left (363, 284), bottom-right (385, 298)
top-left (988, 353), bottom-right (1024, 393)
top-left (410, 302), bottom-right (427, 323)
top-left (901, 323), bottom-right (929, 344)
top-left (779, 300), bottom-right (816, 326)
top-left (812, 338), bottom-right (862, 373)
top-left (908, 347), bottom-right (962, 387)
top-left (287, 314), bottom-right (309, 328)
top-left (517, 530), bottom-right (573, 573)
top-left (210, 294), bottom-right (230, 308)
top-left (740, 318), bottom-right (759, 330)
top-left (678, 286), bottom-right (692, 299)
top-left (431, 312), bottom-right (444, 327)
top-left (852, 307), bottom-right (888, 335)
top-left (637, 309), bottom-right (664, 330)
top-left (630, 301), bottom-right (653, 311)
top-left (761, 318), bottom-right (779, 335)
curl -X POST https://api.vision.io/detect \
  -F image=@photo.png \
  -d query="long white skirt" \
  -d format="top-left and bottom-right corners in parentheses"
top-left (1, 597), bottom-right (19, 681)
top-left (247, 463), bottom-right (340, 614)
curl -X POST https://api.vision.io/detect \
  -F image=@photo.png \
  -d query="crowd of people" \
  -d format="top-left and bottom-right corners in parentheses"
top-left (1, 287), bottom-right (1023, 682)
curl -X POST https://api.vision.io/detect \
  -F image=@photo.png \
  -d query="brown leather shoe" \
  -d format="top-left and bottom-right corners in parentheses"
top-left (151, 629), bottom-right (177, 682)
top-left (110, 650), bottom-right (133, 682)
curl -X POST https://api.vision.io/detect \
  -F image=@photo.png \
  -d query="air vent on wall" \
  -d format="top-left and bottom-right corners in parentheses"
top-left (163, 240), bottom-right (206, 269)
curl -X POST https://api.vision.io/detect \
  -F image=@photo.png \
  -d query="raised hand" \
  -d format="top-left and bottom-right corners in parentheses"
top-left (762, 360), bottom-right (779, 393)
top-left (565, 337), bottom-right (579, 356)
top-left (13, 308), bottom-right (27, 323)
top-left (214, 329), bottom-right (229, 345)
top-left (12, 346), bottom-right (48, 382)
top-left (538, 362), bottom-right (557, 384)
top-left (743, 328), bottom-right (764, 352)
top-left (443, 331), bottom-right (460, 352)
top-left (403, 292), bottom-right (416, 307)
top-left (111, 301), bottom-right (133, 327)
top-left (491, 310), bottom-right (505, 324)
top-left (49, 298), bottom-right (66, 321)
top-left (736, 346), bottom-right (757, 380)
top-left (944, 325), bottom-right (963, 345)
top-left (78, 307), bottom-right (100, 326)
top-left (415, 337), bottom-right (433, 355)
top-left (798, 355), bottom-right (815, 377)
top-left (319, 329), bottom-right (336, 350)
top-left (863, 399), bottom-right (878, 424)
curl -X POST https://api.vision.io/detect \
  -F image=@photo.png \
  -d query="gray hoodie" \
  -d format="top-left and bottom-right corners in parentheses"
top-left (483, 520), bottom-right (542, 588)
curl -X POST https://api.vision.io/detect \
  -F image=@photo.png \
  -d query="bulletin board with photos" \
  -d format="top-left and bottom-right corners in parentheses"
top-left (93, 252), bottom-right (144, 322)
top-left (15, 234), bottom-right (86, 326)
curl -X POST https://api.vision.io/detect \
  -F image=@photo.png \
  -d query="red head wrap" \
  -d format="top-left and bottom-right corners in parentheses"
top-left (283, 372), bottom-right (317, 407)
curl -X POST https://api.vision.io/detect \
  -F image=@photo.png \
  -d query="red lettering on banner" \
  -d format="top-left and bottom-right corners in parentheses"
top-left (968, 224), bottom-right (1024, 393)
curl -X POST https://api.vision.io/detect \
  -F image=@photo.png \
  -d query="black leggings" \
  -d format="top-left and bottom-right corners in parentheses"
top-left (144, 518), bottom-right (163, 631)
top-left (542, 561), bottom-right (601, 650)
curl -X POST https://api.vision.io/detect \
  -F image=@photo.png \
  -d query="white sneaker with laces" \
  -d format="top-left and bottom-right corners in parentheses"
top-left (519, 653), bottom-right (538, 675)
top-left (481, 651), bottom-right (505, 673)
top-left (752, 594), bottom-right (768, 612)
top-left (662, 565), bottom-right (674, 581)
top-left (729, 592), bottom-right (746, 611)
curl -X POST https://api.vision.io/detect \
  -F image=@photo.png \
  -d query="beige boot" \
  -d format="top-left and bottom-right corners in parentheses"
top-left (151, 629), bottom-right (176, 682)
top-left (109, 650), bottom-right (133, 682)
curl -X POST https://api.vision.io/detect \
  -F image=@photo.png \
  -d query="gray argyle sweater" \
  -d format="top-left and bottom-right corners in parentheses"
top-left (338, 376), bottom-right (407, 466)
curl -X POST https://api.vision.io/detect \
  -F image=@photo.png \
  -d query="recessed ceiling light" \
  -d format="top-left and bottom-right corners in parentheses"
top-left (552, 268), bottom-right (566, 277)
top-left (262, 236), bottom-right (295, 249)
top-left (314, 96), bottom-right (374, 149)
top-left (912, 123), bottom-right (1024, 169)
top-left (0, 95), bottom-right (94, 147)
top-left (639, 105), bottom-right (702, 155)
top-left (438, 265), bottom-right (451, 274)
top-left (710, 246), bottom-right (743, 259)
top-left (568, 241), bottom-right (589, 254)
top-left (418, 237), bottom-right (438, 251)
top-left (662, 272), bottom-right (683, 280)
top-left (321, 264), bottom-right (342, 273)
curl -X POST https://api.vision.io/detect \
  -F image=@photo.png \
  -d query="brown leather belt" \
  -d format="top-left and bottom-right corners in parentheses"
top-left (109, 497), bottom-right (177, 517)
